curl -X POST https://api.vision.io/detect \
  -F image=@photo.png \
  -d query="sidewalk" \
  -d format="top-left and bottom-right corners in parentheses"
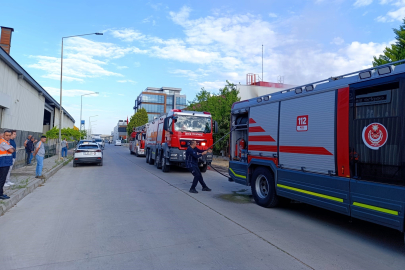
top-left (0, 150), bottom-right (74, 215)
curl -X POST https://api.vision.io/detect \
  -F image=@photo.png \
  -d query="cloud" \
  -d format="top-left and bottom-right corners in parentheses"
top-left (269, 13), bottom-right (278, 18)
top-left (117, 79), bottom-right (137, 83)
top-left (29, 37), bottom-right (146, 82)
top-left (109, 29), bottom-right (146, 42)
top-left (197, 81), bottom-right (226, 90)
top-left (376, 0), bottom-right (405, 22)
top-left (117, 66), bottom-right (128, 69)
top-left (44, 87), bottom-right (99, 97)
top-left (331, 37), bottom-right (344, 45)
top-left (354, 0), bottom-right (373, 7)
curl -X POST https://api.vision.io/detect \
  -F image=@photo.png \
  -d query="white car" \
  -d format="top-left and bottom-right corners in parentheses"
top-left (115, 140), bottom-right (122, 146)
top-left (73, 143), bottom-right (103, 167)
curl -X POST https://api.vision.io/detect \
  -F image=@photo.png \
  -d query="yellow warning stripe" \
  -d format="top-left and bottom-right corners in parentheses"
top-left (229, 168), bottom-right (246, 179)
top-left (353, 202), bottom-right (398, 216)
top-left (277, 184), bottom-right (343, 203)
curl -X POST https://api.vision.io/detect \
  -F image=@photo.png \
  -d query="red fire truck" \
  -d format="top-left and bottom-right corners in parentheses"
top-left (129, 124), bottom-right (148, 157)
top-left (145, 109), bottom-right (216, 172)
top-left (229, 61), bottom-right (405, 241)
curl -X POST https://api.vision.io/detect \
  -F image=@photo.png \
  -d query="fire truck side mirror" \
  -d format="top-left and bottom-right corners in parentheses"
top-left (163, 118), bottom-right (168, 131)
top-left (214, 121), bottom-right (218, 134)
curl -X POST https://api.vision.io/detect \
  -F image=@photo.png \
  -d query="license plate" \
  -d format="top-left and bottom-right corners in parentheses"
top-left (84, 152), bottom-right (96, 155)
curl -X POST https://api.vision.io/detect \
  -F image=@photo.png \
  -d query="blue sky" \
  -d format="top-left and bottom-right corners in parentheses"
top-left (1, 0), bottom-right (404, 134)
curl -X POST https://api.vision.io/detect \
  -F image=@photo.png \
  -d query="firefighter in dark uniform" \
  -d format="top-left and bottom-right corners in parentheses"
top-left (185, 140), bottom-right (212, 193)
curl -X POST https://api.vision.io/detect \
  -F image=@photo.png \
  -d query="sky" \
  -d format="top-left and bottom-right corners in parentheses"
top-left (1, 0), bottom-right (405, 134)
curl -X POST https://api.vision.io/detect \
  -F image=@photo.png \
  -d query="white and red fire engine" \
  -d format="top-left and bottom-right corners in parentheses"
top-left (129, 124), bottom-right (148, 157)
top-left (145, 109), bottom-right (217, 172)
top-left (229, 61), bottom-right (405, 240)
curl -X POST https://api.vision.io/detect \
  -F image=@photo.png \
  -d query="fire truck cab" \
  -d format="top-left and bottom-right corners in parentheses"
top-left (145, 109), bottom-right (216, 172)
top-left (230, 62), bottom-right (405, 240)
top-left (129, 124), bottom-right (148, 157)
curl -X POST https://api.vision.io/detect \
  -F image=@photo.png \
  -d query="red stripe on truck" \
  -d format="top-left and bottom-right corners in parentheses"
top-left (249, 126), bottom-right (265, 132)
top-left (248, 135), bottom-right (276, 142)
top-left (249, 118), bottom-right (256, 124)
top-left (336, 87), bottom-right (350, 177)
top-left (249, 145), bottom-right (333, 155)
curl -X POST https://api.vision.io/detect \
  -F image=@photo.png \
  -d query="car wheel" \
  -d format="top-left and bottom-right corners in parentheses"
top-left (199, 164), bottom-right (208, 173)
top-left (251, 167), bottom-right (279, 208)
top-left (99, 161), bottom-right (103, 166)
top-left (73, 163), bottom-right (77, 167)
top-left (149, 151), bottom-right (155, 165)
top-left (162, 158), bottom-right (170, 172)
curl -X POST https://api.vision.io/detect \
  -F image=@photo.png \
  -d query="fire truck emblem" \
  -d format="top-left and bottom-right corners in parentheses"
top-left (362, 123), bottom-right (388, 150)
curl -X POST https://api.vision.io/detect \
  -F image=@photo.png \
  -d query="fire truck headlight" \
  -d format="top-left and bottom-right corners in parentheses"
top-left (201, 142), bottom-right (206, 146)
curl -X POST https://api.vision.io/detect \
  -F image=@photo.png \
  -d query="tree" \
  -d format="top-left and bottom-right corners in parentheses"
top-left (187, 81), bottom-right (240, 155)
top-left (373, 18), bottom-right (405, 66)
top-left (127, 108), bottom-right (150, 137)
top-left (45, 126), bottom-right (81, 141)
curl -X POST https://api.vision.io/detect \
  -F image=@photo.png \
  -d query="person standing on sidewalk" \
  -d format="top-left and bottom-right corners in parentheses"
top-left (26, 136), bottom-right (35, 165)
top-left (24, 135), bottom-right (32, 165)
top-left (61, 138), bottom-right (68, 158)
top-left (4, 130), bottom-right (17, 187)
top-left (0, 130), bottom-right (15, 200)
top-left (185, 140), bottom-right (212, 193)
top-left (33, 136), bottom-right (46, 179)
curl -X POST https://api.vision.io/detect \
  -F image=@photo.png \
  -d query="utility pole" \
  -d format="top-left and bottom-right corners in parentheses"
top-left (262, 44), bottom-right (264, 82)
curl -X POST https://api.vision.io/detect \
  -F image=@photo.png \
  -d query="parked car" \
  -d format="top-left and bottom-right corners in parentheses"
top-left (115, 140), bottom-right (122, 146)
top-left (76, 140), bottom-right (93, 149)
top-left (94, 138), bottom-right (105, 149)
top-left (73, 143), bottom-right (103, 167)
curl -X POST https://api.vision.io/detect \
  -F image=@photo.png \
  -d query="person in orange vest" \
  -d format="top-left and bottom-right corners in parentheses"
top-left (0, 130), bottom-right (15, 200)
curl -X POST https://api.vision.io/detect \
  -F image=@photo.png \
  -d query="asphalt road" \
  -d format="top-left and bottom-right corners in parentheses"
top-left (0, 144), bottom-right (404, 270)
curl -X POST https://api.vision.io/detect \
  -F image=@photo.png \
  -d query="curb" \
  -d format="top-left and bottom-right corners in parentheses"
top-left (0, 157), bottom-right (73, 216)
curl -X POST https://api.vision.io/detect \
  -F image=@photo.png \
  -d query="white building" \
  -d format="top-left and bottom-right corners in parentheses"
top-left (0, 26), bottom-right (75, 145)
top-left (112, 120), bottom-right (127, 142)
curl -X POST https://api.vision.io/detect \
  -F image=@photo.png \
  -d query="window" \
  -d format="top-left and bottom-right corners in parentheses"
top-left (166, 105), bottom-right (173, 113)
top-left (141, 94), bottom-right (165, 103)
top-left (148, 114), bottom-right (158, 121)
top-left (166, 96), bottom-right (173, 105)
top-left (176, 96), bottom-right (187, 105)
top-left (141, 104), bottom-right (164, 113)
top-left (118, 127), bottom-right (127, 132)
top-left (174, 116), bottom-right (211, 133)
top-left (79, 145), bottom-right (99, 149)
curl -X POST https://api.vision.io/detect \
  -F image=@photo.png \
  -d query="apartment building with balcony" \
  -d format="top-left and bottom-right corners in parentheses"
top-left (133, 87), bottom-right (187, 121)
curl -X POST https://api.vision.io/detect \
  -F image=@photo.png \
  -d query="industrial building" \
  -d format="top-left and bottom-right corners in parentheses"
top-left (133, 87), bottom-right (187, 121)
top-left (0, 26), bottom-right (75, 147)
top-left (112, 120), bottom-right (127, 141)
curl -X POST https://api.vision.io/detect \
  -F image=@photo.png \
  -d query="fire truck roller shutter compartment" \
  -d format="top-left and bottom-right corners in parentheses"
top-left (279, 90), bottom-right (335, 174)
top-left (248, 102), bottom-right (279, 159)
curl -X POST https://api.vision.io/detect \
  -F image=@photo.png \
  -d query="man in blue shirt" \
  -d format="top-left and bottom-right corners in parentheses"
top-left (185, 140), bottom-right (212, 193)
top-left (5, 130), bottom-right (16, 187)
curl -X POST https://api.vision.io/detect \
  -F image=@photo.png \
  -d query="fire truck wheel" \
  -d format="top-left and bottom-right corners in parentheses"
top-left (146, 150), bottom-right (150, 163)
top-left (199, 164), bottom-right (207, 173)
top-left (251, 167), bottom-right (279, 208)
top-left (162, 158), bottom-right (170, 172)
top-left (155, 152), bottom-right (162, 169)
top-left (149, 151), bottom-right (155, 165)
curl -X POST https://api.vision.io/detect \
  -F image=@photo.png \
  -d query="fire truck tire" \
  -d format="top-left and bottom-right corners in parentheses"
top-left (251, 167), bottom-right (279, 208)
top-left (162, 158), bottom-right (170, 172)
top-left (146, 149), bottom-right (150, 163)
top-left (200, 164), bottom-right (208, 173)
top-left (155, 152), bottom-right (162, 169)
top-left (149, 151), bottom-right (155, 165)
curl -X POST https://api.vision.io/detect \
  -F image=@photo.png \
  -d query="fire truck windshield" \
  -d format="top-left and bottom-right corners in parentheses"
top-left (174, 116), bottom-right (212, 133)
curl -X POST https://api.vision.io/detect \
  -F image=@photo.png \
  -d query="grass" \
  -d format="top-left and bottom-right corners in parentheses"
top-left (10, 177), bottom-right (30, 190)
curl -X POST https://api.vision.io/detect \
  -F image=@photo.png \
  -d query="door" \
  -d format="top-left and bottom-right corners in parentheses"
top-left (349, 75), bottom-right (405, 231)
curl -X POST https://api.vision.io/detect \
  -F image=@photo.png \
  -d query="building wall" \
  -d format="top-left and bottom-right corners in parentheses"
top-left (53, 108), bottom-right (75, 130)
top-left (0, 58), bottom-right (45, 132)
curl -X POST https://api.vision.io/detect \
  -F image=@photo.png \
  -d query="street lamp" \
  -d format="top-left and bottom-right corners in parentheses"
top-left (80, 92), bottom-right (99, 140)
top-left (59, 32), bottom-right (103, 159)
top-left (88, 115), bottom-right (98, 138)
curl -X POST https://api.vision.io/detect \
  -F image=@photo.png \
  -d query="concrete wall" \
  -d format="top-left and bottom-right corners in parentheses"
top-left (0, 58), bottom-right (45, 132)
top-left (53, 108), bottom-right (74, 129)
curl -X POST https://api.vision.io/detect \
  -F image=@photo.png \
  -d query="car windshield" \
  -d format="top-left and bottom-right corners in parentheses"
top-left (174, 116), bottom-right (211, 133)
top-left (79, 145), bottom-right (99, 149)
top-left (95, 139), bottom-right (102, 142)
top-left (79, 140), bottom-right (91, 144)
